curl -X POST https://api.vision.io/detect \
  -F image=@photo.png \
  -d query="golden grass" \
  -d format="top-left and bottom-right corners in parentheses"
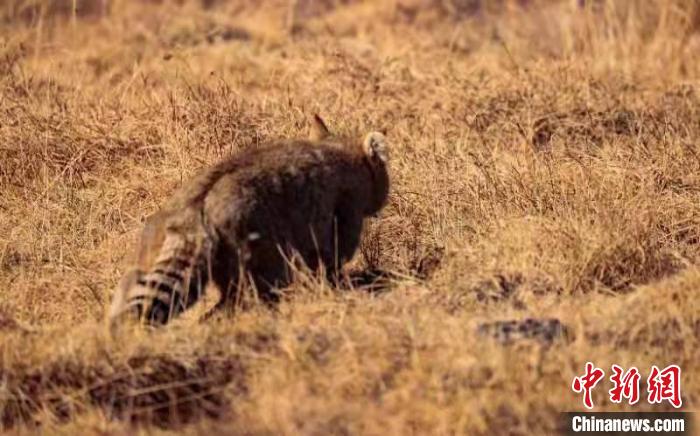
top-left (1, 0), bottom-right (699, 434)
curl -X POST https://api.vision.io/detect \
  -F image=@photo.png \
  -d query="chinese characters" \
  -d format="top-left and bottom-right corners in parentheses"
top-left (572, 363), bottom-right (682, 409)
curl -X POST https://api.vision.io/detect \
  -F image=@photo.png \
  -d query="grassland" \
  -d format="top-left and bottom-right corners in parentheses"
top-left (1, 0), bottom-right (699, 434)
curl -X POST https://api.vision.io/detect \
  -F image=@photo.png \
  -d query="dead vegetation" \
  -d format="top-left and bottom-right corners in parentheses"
top-left (1, 0), bottom-right (699, 434)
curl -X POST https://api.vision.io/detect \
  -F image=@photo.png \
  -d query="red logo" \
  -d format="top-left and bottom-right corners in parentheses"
top-left (572, 363), bottom-right (682, 409)
top-left (647, 365), bottom-right (682, 408)
top-left (572, 362), bottom-right (606, 409)
top-left (609, 365), bottom-right (641, 405)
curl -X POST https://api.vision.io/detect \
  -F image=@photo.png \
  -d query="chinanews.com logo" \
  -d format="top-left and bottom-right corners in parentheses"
top-left (563, 362), bottom-right (694, 435)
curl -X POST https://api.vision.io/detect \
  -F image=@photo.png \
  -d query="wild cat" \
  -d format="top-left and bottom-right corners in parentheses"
top-left (108, 115), bottom-right (390, 325)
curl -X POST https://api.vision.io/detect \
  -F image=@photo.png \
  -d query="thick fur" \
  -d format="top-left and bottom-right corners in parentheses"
top-left (109, 117), bottom-right (390, 325)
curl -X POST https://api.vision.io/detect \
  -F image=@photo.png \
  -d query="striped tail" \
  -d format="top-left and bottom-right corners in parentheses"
top-left (109, 229), bottom-right (213, 325)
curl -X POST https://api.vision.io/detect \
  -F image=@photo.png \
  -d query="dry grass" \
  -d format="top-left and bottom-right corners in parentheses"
top-left (1, 0), bottom-right (699, 434)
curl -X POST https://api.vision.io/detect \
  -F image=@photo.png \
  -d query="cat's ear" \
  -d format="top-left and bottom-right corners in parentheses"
top-left (309, 114), bottom-right (331, 140)
top-left (363, 131), bottom-right (388, 163)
